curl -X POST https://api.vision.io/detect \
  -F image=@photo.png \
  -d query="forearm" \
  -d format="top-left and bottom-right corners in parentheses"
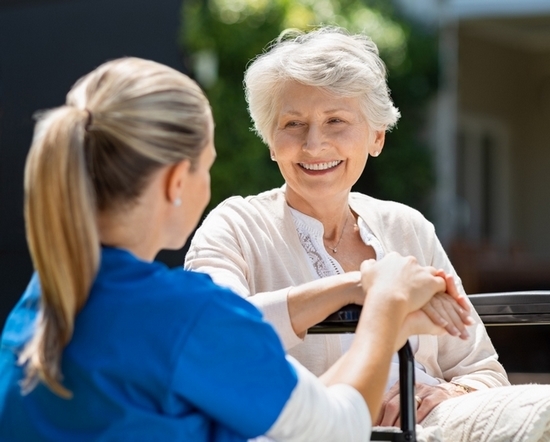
top-left (286, 271), bottom-right (362, 336)
top-left (320, 296), bottom-right (408, 422)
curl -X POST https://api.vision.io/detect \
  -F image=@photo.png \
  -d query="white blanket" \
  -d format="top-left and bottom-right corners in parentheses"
top-left (418, 384), bottom-right (550, 442)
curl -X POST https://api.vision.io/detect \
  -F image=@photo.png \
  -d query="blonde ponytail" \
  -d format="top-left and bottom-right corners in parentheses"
top-left (20, 106), bottom-right (99, 398)
top-left (18, 57), bottom-right (211, 398)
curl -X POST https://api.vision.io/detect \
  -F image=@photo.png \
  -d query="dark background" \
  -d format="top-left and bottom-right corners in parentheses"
top-left (0, 0), bottom-right (187, 327)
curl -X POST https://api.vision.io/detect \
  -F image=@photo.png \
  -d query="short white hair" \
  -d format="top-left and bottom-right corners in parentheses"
top-left (244, 26), bottom-right (401, 145)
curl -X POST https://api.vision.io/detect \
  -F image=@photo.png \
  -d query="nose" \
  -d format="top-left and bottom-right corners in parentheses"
top-left (302, 125), bottom-right (325, 155)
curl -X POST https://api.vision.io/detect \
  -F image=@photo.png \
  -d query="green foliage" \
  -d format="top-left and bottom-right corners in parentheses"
top-left (179, 0), bottom-right (438, 216)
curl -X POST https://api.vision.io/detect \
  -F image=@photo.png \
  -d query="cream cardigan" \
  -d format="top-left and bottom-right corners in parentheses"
top-left (185, 187), bottom-right (509, 391)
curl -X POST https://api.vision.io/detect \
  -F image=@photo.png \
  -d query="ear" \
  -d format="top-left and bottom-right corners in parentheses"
top-left (165, 160), bottom-right (191, 206)
top-left (370, 129), bottom-right (386, 157)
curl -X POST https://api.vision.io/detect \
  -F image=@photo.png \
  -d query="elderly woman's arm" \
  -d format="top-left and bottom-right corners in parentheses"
top-left (186, 197), bottom-right (473, 350)
top-left (429, 232), bottom-right (509, 389)
top-left (184, 200), bottom-right (365, 349)
top-left (375, 221), bottom-right (510, 425)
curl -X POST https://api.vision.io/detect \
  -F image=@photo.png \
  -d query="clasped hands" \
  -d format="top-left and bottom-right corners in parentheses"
top-left (358, 254), bottom-right (474, 344)
top-left (358, 253), bottom-right (475, 426)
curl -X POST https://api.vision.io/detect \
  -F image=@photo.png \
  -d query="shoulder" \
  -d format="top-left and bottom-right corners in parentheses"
top-left (151, 266), bottom-right (249, 310)
top-left (1, 273), bottom-right (41, 351)
top-left (197, 187), bottom-right (288, 235)
top-left (161, 267), bottom-right (263, 319)
top-left (210, 187), bottom-right (285, 216)
top-left (350, 192), bottom-right (433, 230)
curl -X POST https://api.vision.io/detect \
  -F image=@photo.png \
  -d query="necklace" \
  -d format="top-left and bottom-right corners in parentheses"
top-left (324, 212), bottom-right (350, 254)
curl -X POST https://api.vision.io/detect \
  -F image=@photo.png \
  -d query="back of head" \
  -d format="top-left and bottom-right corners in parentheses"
top-left (21, 57), bottom-right (211, 397)
top-left (244, 26), bottom-right (401, 145)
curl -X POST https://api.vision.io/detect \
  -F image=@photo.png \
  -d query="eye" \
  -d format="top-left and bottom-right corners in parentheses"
top-left (327, 118), bottom-right (344, 124)
top-left (284, 121), bottom-right (303, 128)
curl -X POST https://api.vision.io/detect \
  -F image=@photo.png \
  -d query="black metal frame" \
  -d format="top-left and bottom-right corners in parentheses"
top-left (309, 316), bottom-right (417, 442)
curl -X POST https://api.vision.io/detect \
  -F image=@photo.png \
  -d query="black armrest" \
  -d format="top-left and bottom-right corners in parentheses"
top-left (469, 291), bottom-right (550, 325)
top-left (308, 304), bottom-right (361, 334)
top-left (309, 291), bottom-right (550, 332)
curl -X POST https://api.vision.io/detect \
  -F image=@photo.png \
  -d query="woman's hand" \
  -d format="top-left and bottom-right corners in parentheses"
top-left (360, 253), bottom-right (446, 314)
top-left (421, 272), bottom-right (474, 340)
top-left (375, 382), bottom-right (472, 427)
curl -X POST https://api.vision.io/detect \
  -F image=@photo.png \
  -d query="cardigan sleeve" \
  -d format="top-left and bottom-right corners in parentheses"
top-left (185, 200), bottom-right (304, 350)
top-left (421, 219), bottom-right (510, 389)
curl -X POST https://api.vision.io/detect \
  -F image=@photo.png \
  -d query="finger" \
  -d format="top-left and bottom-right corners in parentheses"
top-left (377, 384), bottom-right (401, 426)
top-left (421, 302), bottom-right (449, 328)
top-left (445, 290), bottom-right (475, 326)
top-left (433, 270), bottom-right (472, 315)
top-left (438, 272), bottom-right (471, 312)
top-left (415, 383), bottom-right (456, 422)
top-left (417, 400), bottom-right (433, 423)
top-left (426, 267), bottom-right (447, 292)
top-left (435, 291), bottom-right (474, 332)
top-left (436, 295), bottom-right (470, 339)
top-left (421, 305), bottom-right (461, 339)
top-left (359, 258), bottom-right (377, 273)
top-left (379, 395), bottom-right (401, 427)
top-left (402, 310), bottom-right (446, 340)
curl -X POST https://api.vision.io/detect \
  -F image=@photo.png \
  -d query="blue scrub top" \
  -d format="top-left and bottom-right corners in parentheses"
top-left (0, 247), bottom-right (297, 441)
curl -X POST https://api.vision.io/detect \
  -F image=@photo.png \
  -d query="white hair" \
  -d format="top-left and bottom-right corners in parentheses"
top-left (244, 26), bottom-right (401, 145)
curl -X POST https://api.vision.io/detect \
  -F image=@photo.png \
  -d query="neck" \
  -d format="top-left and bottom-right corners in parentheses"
top-left (97, 181), bottom-right (168, 262)
top-left (285, 191), bottom-right (354, 251)
top-left (98, 209), bottom-right (161, 262)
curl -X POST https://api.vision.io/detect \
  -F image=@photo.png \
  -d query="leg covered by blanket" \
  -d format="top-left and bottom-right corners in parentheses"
top-left (421, 384), bottom-right (550, 442)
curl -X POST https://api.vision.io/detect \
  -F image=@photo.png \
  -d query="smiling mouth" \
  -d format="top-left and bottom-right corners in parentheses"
top-left (299, 160), bottom-right (342, 171)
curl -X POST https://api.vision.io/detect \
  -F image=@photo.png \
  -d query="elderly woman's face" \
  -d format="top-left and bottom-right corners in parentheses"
top-left (271, 81), bottom-right (384, 207)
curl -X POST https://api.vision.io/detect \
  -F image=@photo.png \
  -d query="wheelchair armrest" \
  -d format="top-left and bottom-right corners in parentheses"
top-left (309, 291), bottom-right (550, 331)
top-left (468, 291), bottom-right (550, 325)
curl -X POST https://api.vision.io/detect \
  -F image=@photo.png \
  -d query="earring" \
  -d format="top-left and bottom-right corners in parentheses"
top-left (372, 150), bottom-right (380, 157)
top-left (173, 197), bottom-right (182, 207)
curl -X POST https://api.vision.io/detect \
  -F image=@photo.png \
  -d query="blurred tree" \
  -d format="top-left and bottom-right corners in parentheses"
top-left (179, 0), bottom-right (438, 216)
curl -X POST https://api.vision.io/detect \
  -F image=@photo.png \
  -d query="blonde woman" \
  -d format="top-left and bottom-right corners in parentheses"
top-left (0, 57), bottom-right (456, 441)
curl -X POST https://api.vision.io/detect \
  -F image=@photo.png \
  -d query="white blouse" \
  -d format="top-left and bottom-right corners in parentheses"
top-left (289, 207), bottom-right (439, 391)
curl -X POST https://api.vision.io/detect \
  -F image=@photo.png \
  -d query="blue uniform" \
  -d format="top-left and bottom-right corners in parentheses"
top-left (0, 247), bottom-right (297, 441)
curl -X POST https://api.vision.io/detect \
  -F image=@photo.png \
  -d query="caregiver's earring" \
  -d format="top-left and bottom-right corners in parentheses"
top-left (372, 150), bottom-right (380, 157)
top-left (173, 197), bottom-right (182, 207)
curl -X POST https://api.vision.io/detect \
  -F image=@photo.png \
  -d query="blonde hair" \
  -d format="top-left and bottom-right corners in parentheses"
top-left (20, 57), bottom-right (211, 397)
top-left (244, 26), bottom-right (401, 146)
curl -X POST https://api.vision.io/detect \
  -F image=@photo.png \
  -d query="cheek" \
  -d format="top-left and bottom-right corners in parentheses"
top-left (272, 132), bottom-right (301, 153)
top-left (200, 174), bottom-right (211, 208)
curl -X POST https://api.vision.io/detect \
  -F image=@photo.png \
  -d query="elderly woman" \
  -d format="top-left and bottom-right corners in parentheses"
top-left (185, 26), bottom-right (509, 426)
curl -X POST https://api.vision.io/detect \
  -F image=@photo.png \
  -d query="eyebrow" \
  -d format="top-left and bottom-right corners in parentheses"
top-left (280, 108), bottom-right (355, 116)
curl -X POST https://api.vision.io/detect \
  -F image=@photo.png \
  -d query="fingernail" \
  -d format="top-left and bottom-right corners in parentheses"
top-left (466, 315), bottom-right (475, 325)
top-left (461, 329), bottom-right (470, 339)
top-left (451, 326), bottom-right (460, 336)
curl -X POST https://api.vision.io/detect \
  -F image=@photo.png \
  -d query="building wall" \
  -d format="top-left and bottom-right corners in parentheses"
top-left (458, 28), bottom-right (550, 260)
top-left (0, 0), bottom-right (185, 327)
